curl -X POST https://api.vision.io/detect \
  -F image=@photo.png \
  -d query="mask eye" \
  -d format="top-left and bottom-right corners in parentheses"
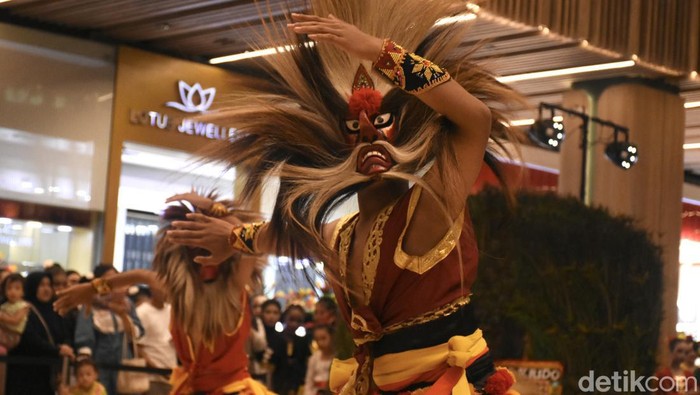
top-left (345, 120), bottom-right (360, 133)
top-left (373, 113), bottom-right (393, 128)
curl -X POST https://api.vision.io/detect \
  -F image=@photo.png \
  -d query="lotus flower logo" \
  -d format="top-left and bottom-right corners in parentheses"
top-left (165, 80), bottom-right (216, 113)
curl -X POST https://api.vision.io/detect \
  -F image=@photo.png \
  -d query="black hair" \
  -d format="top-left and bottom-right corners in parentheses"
top-left (261, 299), bottom-right (282, 312)
top-left (75, 358), bottom-right (99, 373)
top-left (93, 264), bottom-right (117, 279)
top-left (282, 304), bottom-right (306, 322)
top-left (669, 338), bottom-right (686, 352)
top-left (2, 273), bottom-right (25, 298)
top-left (316, 296), bottom-right (338, 315)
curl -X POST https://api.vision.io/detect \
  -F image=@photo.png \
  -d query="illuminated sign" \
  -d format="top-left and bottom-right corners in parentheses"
top-left (129, 80), bottom-right (236, 140)
top-left (165, 81), bottom-right (216, 113)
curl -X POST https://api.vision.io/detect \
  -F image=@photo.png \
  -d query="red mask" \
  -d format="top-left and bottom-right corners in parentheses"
top-left (344, 66), bottom-right (396, 175)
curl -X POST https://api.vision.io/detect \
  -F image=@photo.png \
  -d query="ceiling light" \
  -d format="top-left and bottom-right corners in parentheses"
top-left (209, 42), bottom-right (315, 64)
top-left (0, 217), bottom-right (12, 225)
top-left (11, 224), bottom-right (22, 230)
top-left (509, 119), bottom-right (535, 126)
top-left (57, 225), bottom-right (73, 232)
top-left (497, 60), bottom-right (635, 83)
top-left (434, 13), bottom-right (477, 26)
top-left (26, 221), bottom-right (42, 229)
top-left (685, 101), bottom-right (700, 109)
top-left (33, 187), bottom-right (45, 194)
top-left (683, 143), bottom-right (700, 150)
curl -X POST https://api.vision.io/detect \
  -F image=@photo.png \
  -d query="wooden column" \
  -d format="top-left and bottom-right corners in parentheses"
top-left (558, 80), bottom-right (685, 364)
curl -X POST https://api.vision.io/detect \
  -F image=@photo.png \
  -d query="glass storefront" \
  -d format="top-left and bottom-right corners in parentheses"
top-left (0, 217), bottom-right (93, 275)
top-left (113, 142), bottom-right (235, 271)
top-left (0, 23), bottom-right (115, 273)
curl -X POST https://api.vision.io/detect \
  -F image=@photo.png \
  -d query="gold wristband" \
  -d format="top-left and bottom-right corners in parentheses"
top-left (91, 278), bottom-right (111, 295)
top-left (228, 221), bottom-right (265, 255)
top-left (373, 39), bottom-right (451, 94)
top-left (206, 202), bottom-right (228, 218)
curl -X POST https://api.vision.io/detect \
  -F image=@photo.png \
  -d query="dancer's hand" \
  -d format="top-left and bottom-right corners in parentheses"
top-left (166, 191), bottom-right (215, 211)
top-left (54, 283), bottom-right (95, 316)
top-left (288, 13), bottom-right (384, 61)
top-left (168, 213), bottom-right (237, 266)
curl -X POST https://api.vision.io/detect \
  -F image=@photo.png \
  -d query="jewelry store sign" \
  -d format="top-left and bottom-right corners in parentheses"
top-left (129, 80), bottom-right (236, 140)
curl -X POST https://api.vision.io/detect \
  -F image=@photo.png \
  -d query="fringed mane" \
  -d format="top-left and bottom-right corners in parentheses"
top-left (203, 0), bottom-right (525, 264)
top-left (152, 192), bottom-right (264, 346)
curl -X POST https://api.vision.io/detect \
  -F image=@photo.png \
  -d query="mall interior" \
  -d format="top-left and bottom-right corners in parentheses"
top-left (0, 1), bottom-right (699, 394)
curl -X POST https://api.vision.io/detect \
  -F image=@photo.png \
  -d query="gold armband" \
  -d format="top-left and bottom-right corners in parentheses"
top-left (91, 278), bottom-right (111, 295)
top-left (206, 202), bottom-right (228, 218)
top-left (229, 221), bottom-right (265, 255)
top-left (373, 39), bottom-right (451, 94)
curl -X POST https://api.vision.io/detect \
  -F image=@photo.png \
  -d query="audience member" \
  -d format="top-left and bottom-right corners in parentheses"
top-left (46, 264), bottom-right (68, 294)
top-left (271, 304), bottom-right (311, 395)
top-left (135, 285), bottom-right (176, 395)
top-left (313, 296), bottom-right (337, 327)
top-left (656, 337), bottom-right (696, 394)
top-left (0, 274), bottom-right (28, 349)
top-left (66, 271), bottom-right (81, 288)
top-left (304, 325), bottom-right (334, 395)
top-left (60, 358), bottom-right (107, 395)
top-left (248, 294), bottom-right (270, 384)
top-left (74, 264), bottom-right (143, 395)
top-left (7, 272), bottom-right (75, 394)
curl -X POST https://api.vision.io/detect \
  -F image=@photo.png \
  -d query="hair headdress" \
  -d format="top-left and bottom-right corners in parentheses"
top-left (202, 0), bottom-right (525, 263)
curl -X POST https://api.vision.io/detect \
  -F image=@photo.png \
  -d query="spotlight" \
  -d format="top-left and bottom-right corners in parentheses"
top-left (605, 141), bottom-right (638, 170)
top-left (528, 118), bottom-right (565, 151)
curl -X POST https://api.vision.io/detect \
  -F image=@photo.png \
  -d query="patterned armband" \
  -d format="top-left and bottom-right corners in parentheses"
top-left (373, 39), bottom-right (451, 94)
top-left (229, 221), bottom-right (266, 255)
top-left (205, 202), bottom-right (228, 218)
top-left (91, 278), bottom-right (111, 295)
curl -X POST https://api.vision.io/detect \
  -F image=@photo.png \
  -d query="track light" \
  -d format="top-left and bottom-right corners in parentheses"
top-left (604, 128), bottom-right (638, 170)
top-left (528, 119), bottom-right (565, 151)
top-left (533, 102), bottom-right (638, 201)
top-left (528, 106), bottom-right (565, 151)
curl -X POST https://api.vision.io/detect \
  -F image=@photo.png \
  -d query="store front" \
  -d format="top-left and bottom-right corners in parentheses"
top-left (105, 46), bottom-right (245, 271)
top-left (0, 23), bottom-right (114, 275)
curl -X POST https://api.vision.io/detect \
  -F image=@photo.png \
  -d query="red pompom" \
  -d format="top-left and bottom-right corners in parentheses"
top-left (484, 367), bottom-right (516, 395)
top-left (348, 88), bottom-right (383, 118)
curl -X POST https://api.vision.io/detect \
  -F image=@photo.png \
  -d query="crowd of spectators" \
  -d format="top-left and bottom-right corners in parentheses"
top-left (0, 263), bottom-right (346, 395)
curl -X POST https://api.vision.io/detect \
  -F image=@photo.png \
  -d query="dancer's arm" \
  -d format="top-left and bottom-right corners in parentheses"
top-left (289, 13), bottom-right (491, 255)
top-left (53, 269), bottom-right (161, 315)
top-left (167, 192), bottom-right (340, 266)
top-left (289, 14), bottom-right (490, 210)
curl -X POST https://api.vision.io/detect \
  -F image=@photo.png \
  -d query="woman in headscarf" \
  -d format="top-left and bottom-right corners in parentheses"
top-left (6, 272), bottom-right (74, 394)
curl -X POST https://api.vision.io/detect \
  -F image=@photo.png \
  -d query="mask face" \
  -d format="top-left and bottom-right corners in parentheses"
top-left (345, 86), bottom-right (397, 175)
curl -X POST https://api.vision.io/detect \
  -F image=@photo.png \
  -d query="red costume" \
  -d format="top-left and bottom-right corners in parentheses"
top-left (329, 186), bottom-right (502, 394)
top-left (170, 293), bottom-right (272, 395)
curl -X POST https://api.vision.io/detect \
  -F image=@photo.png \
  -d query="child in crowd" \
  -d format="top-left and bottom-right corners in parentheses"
top-left (271, 304), bottom-right (311, 395)
top-left (60, 358), bottom-right (108, 395)
top-left (304, 325), bottom-right (334, 395)
top-left (0, 274), bottom-right (29, 349)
